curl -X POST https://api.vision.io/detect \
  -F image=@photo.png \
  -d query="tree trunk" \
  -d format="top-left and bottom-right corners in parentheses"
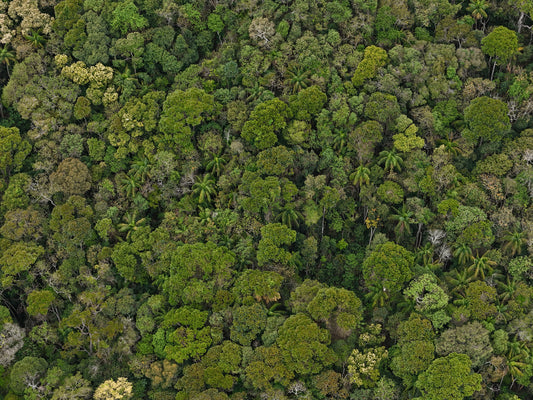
top-left (518, 11), bottom-right (525, 34)
top-left (321, 206), bottom-right (325, 240)
top-left (490, 60), bottom-right (497, 81)
top-left (416, 223), bottom-right (423, 248)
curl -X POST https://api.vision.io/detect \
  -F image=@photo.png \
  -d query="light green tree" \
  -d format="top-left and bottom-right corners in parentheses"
top-left (415, 353), bottom-right (481, 400)
top-left (481, 26), bottom-right (518, 80)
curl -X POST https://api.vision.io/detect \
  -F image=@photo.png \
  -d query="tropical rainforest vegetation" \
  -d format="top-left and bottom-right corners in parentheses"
top-left (1, 0), bottom-right (533, 399)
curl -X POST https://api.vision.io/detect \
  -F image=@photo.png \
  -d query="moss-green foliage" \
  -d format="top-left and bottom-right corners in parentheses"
top-left (352, 45), bottom-right (388, 87)
top-left (0, 1), bottom-right (531, 398)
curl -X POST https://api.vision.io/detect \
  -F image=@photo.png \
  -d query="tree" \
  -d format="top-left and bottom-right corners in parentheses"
top-left (256, 146), bottom-right (294, 176)
top-left (48, 195), bottom-right (95, 257)
top-left (0, 208), bottom-right (44, 242)
top-left (244, 345), bottom-right (294, 391)
top-left (241, 98), bottom-right (290, 150)
top-left (347, 121), bottom-right (383, 163)
top-left (94, 377), bottom-right (133, 400)
top-left (27, 290), bottom-right (55, 316)
top-left (159, 88), bottom-right (216, 153)
top-left (391, 340), bottom-right (435, 386)
top-left (0, 242), bottom-right (44, 287)
top-left (393, 115), bottom-right (425, 153)
top-left (362, 242), bottom-right (414, 294)
top-left (348, 346), bottom-right (388, 388)
top-left (436, 322), bottom-right (492, 368)
top-left (350, 165), bottom-right (370, 190)
top-left (415, 353), bottom-right (482, 400)
top-left (468, 253), bottom-right (496, 280)
top-left (60, 290), bottom-right (123, 358)
top-left (117, 211), bottom-right (147, 240)
top-left (352, 45), bottom-right (388, 86)
top-left (232, 269), bottom-right (284, 305)
top-left (112, 32), bottom-right (145, 73)
top-left (256, 223), bottom-right (296, 268)
top-left (230, 303), bottom-right (268, 345)
top-left (110, 0), bottom-right (148, 35)
top-left (50, 372), bottom-right (92, 400)
top-left (502, 229), bottom-right (527, 257)
top-left (50, 158), bottom-right (91, 196)
top-left (162, 242), bottom-right (235, 307)
top-left (248, 17), bottom-right (275, 48)
top-left (404, 274), bottom-right (449, 315)
top-left (111, 241), bottom-right (147, 283)
top-left (0, 323), bottom-right (25, 367)
top-left (481, 26), bottom-right (518, 80)
top-left (464, 281), bottom-right (497, 320)
top-left (10, 356), bottom-right (48, 395)
top-left (160, 307), bottom-right (212, 364)
top-left (508, 0), bottom-right (533, 33)
top-left (306, 286), bottom-right (363, 338)
top-left (0, 45), bottom-right (16, 78)
top-left (364, 92), bottom-right (400, 127)
top-left (276, 313), bottom-right (336, 375)
top-left (378, 149), bottom-right (404, 174)
top-left (0, 126), bottom-right (31, 179)
top-left (192, 174), bottom-right (216, 206)
top-left (392, 205), bottom-right (414, 241)
top-left (463, 96), bottom-right (510, 144)
top-left (377, 181), bottom-right (404, 204)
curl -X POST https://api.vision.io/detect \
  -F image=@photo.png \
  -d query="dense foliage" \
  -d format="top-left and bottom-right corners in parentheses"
top-left (1, 0), bottom-right (533, 399)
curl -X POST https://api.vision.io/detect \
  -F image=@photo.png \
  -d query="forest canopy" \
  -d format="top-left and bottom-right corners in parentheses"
top-left (1, 0), bottom-right (533, 399)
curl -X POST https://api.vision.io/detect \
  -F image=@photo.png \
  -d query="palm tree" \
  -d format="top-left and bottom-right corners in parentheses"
top-left (285, 66), bottom-right (311, 93)
top-left (453, 242), bottom-right (474, 266)
top-left (445, 268), bottom-right (474, 296)
top-left (468, 253), bottom-right (496, 280)
top-left (498, 276), bottom-right (517, 303)
top-left (436, 133), bottom-right (462, 156)
top-left (416, 243), bottom-right (434, 267)
top-left (502, 229), bottom-right (526, 257)
top-left (494, 300), bottom-right (509, 323)
top-left (120, 174), bottom-right (141, 199)
top-left (365, 282), bottom-right (390, 309)
top-left (25, 30), bottom-right (46, 48)
top-left (332, 129), bottom-right (347, 154)
top-left (0, 45), bottom-right (16, 79)
top-left (467, 0), bottom-right (488, 20)
top-left (467, 0), bottom-right (489, 30)
top-left (350, 165), bottom-right (370, 190)
top-left (392, 205), bottom-right (414, 241)
top-left (205, 152), bottom-right (227, 177)
top-left (192, 174), bottom-right (216, 205)
top-left (506, 340), bottom-right (530, 387)
top-left (246, 82), bottom-right (266, 102)
top-left (117, 211), bottom-right (147, 240)
top-left (267, 303), bottom-right (287, 316)
top-left (378, 149), bottom-right (403, 174)
top-left (197, 206), bottom-right (213, 226)
top-left (130, 157), bottom-right (151, 183)
top-left (276, 205), bottom-right (302, 229)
